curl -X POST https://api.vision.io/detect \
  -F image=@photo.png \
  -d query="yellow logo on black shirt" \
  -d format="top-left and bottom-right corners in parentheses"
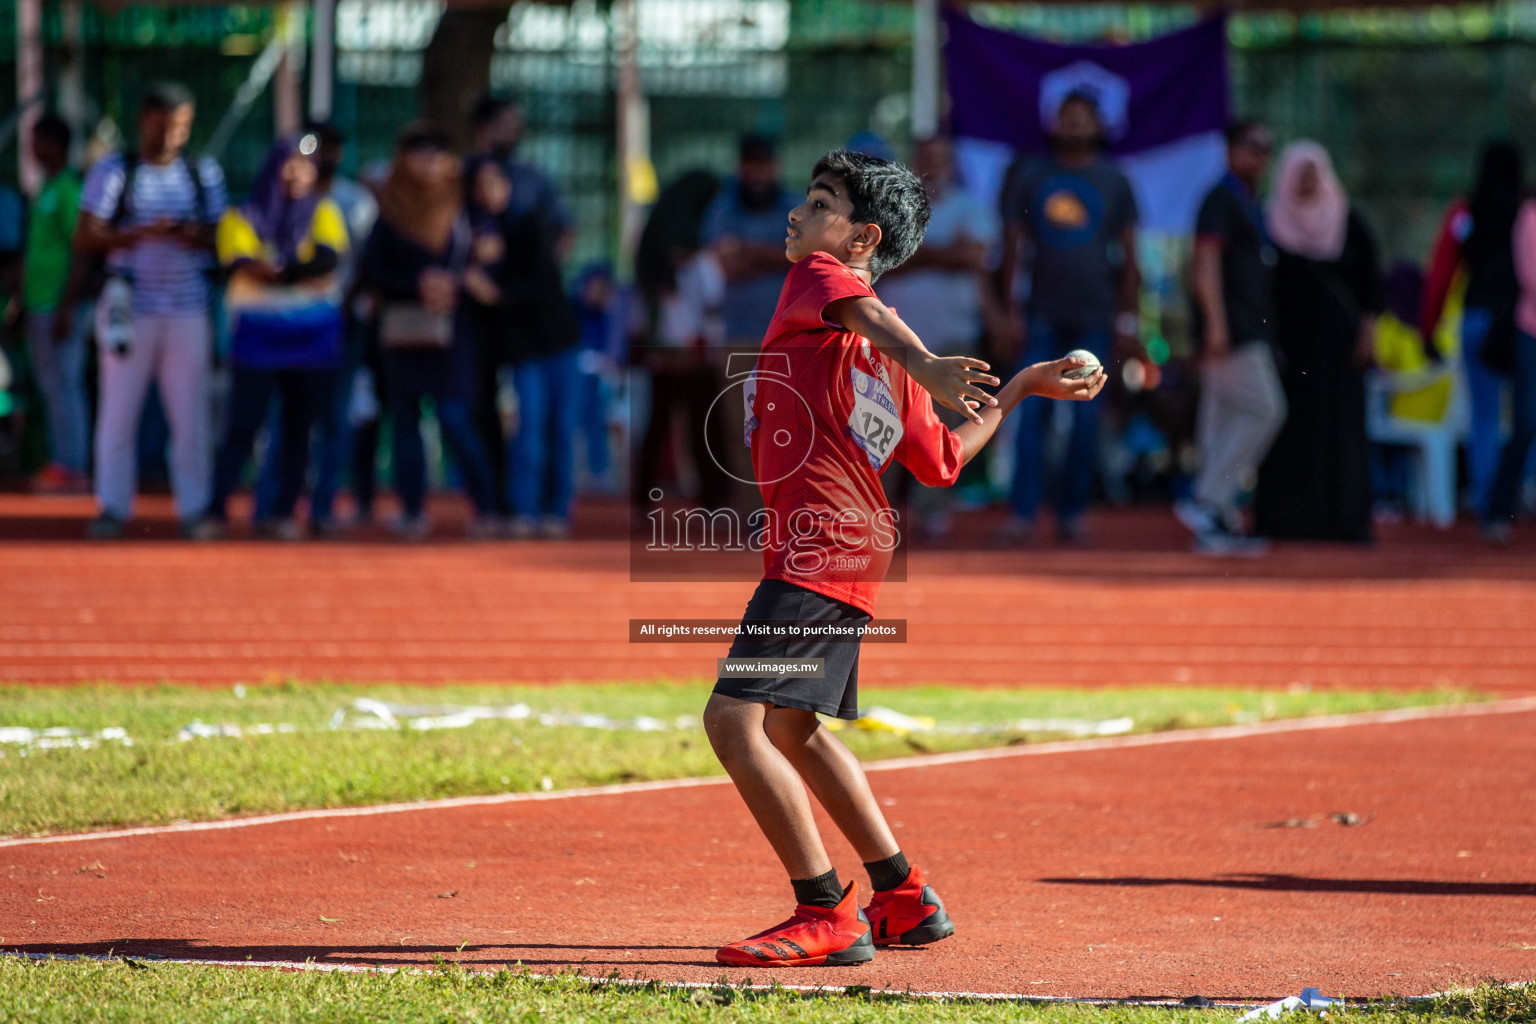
top-left (1043, 190), bottom-right (1090, 229)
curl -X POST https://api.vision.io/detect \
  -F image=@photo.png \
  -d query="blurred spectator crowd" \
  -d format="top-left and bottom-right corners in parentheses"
top-left (0, 82), bottom-right (1533, 550)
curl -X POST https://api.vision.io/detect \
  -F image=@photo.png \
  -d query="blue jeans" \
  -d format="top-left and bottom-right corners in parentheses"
top-left (1461, 307), bottom-right (1507, 515)
top-left (25, 302), bottom-right (94, 472)
top-left (1485, 330), bottom-right (1536, 524)
top-left (577, 366), bottom-right (611, 481)
top-left (209, 366), bottom-right (333, 521)
top-left (386, 358), bottom-right (497, 520)
top-left (1009, 319), bottom-right (1107, 524)
top-left (509, 348), bottom-right (579, 522)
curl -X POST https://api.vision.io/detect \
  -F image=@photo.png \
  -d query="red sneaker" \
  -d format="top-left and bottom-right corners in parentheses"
top-left (32, 464), bottom-right (89, 495)
top-left (716, 880), bottom-right (874, 967)
top-left (863, 864), bottom-right (954, 946)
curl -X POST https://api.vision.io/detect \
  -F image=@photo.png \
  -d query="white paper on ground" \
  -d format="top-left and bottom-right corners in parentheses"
top-left (0, 726), bottom-right (134, 751)
top-left (18, 701), bottom-right (1136, 750)
top-left (1239, 988), bottom-right (1340, 1021)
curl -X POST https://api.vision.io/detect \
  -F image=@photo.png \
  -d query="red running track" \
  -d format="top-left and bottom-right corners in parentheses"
top-left (2, 497), bottom-right (1535, 693)
top-left (5, 705), bottom-right (1534, 999)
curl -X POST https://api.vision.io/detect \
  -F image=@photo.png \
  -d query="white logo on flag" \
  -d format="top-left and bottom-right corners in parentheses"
top-left (1039, 60), bottom-right (1131, 143)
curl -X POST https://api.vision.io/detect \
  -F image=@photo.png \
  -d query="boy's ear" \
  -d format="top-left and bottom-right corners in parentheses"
top-left (846, 221), bottom-right (882, 261)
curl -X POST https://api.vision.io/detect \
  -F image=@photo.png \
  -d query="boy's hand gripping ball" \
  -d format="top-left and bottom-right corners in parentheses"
top-left (1060, 349), bottom-right (1103, 380)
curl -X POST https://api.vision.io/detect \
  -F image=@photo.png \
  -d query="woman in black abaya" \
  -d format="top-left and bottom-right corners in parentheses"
top-left (1255, 141), bottom-right (1383, 542)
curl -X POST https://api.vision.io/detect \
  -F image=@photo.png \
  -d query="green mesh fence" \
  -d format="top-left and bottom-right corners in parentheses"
top-left (2, 0), bottom-right (1533, 270)
top-left (3, 4), bottom-right (277, 188)
top-left (1233, 41), bottom-right (1536, 260)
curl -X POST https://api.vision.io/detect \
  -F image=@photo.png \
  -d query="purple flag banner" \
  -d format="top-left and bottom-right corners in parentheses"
top-left (944, 11), bottom-right (1231, 235)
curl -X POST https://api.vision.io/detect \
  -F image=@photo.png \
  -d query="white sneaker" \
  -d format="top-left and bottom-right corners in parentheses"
top-left (1192, 525), bottom-right (1269, 558)
top-left (506, 515), bottom-right (537, 540)
top-left (540, 516), bottom-right (572, 540)
top-left (1174, 499), bottom-right (1217, 537)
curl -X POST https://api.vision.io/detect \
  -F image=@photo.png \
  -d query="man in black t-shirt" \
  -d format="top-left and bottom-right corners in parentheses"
top-left (998, 94), bottom-right (1141, 545)
top-left (1178, 119), bottom-right (1287, 555)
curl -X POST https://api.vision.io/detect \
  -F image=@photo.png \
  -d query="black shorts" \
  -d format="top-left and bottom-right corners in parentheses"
top-left (712, 580), bottom-right (871, 721)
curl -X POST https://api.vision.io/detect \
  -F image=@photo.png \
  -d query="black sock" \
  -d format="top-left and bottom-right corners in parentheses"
top-left (864, 851), bottom-right (910, 893)
top-left (791, 868), bottom-right (843, 909)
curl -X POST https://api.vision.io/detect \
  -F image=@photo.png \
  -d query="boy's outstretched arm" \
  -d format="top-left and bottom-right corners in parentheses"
top-left (825, 295), bottom-right (998, 424)
top-left (954, 355), bottom-right (1107, 466)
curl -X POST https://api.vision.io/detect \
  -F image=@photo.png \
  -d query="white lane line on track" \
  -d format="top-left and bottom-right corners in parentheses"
top-left (5, 696), bottom-right (1534, 850)
top-left (861, 695), bottom-right (1536, 774)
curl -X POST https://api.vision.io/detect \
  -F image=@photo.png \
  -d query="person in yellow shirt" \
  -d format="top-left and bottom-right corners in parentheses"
top-left (1375, 263), bottom-right (1455, 423)
top-left (1371, 263), bottom-right (1458, 516)
top-left (196, 135), bottom-right (348, 539)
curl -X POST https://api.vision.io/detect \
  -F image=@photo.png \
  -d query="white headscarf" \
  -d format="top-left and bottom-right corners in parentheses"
top-left (1265, 140), bottom-right (1349, 262)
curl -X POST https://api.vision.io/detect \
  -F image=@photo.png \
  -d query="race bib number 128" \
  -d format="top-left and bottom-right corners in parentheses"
top-left (848, 365), bottom-right (904, 470)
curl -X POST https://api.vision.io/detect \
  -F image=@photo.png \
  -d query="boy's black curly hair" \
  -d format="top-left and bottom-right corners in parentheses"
top-left (811, 149), bottom-right (930, 282)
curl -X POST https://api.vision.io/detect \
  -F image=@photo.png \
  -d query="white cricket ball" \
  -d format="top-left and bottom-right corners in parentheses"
top-left (1061, 349), bottom-right (1103, 380)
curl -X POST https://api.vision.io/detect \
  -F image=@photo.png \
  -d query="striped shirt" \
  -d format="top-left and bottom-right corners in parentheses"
top-left (80, 153), bottom-right (229, 315)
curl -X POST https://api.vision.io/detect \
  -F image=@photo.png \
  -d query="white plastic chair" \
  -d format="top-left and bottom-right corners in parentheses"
top-left (1365, 365), bottom-right (1467, 529)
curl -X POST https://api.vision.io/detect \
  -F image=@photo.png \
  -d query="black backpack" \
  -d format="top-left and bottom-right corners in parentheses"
top-left (80, 152), bottom-right (213, 298)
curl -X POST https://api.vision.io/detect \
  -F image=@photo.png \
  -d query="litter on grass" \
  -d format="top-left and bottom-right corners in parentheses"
top-left (179, 721), bottom-right (298, 741)
top-left (338, 699), bottom-right (1135, 738)
top-left (0, 726), bottom-right (133, 753)
top-left (8, 700), bottom-right (1137, 751)
top-left (332, 698), bottom-right (692, 733)
top-left (825, 706), bottom-right (1135, 738)
top-left (1239, 988), bottom-right (1341, 1021)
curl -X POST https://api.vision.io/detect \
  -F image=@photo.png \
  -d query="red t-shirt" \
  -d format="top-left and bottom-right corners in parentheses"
top-left (744, 252), bottom-right (963, 615)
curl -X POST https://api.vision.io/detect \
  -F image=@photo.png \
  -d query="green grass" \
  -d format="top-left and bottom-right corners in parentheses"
top-left (1, 960), bottom-right (1530, 1024)
top-left (0, 681), bottom-right (1478, 838)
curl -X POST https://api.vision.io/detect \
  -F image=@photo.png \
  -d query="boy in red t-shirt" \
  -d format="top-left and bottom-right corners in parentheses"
top-left (704, 150), bottom-right (1105, 968)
